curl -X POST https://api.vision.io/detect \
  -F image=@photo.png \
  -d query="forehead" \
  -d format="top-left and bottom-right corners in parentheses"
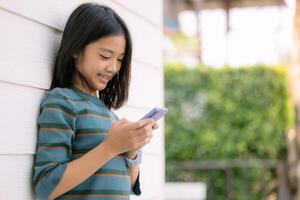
top-left (91, 35), bottom-right (126, 55)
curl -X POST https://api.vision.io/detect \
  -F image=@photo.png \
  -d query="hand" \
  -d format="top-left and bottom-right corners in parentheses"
top-left (152, 122), bottom-right (159, 130)
top-left (120, 118), bottom-right (159, 131)
top-left (122, 119), bottom-right (158, 158)
top-left (120, 119), bottom-right (159, 130)
top-left (104, 118), bottom-right (155, 156)
top-left (117, 119), bottom-right (138, 159)
top-left (119, 119), bottom-right (141, 157)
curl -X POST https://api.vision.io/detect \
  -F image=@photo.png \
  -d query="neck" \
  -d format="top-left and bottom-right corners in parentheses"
top-left (72, 75), bottom-right (97, 96)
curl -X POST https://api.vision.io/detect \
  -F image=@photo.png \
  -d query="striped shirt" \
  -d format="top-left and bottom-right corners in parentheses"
top-left (33, 86), bottom-right (141, 200)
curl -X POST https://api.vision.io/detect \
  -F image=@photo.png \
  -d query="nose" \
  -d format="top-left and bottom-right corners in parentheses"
top-left (106, 59), bottom-right (119, 73)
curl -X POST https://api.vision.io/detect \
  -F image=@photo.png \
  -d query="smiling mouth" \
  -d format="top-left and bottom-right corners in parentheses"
top-left (97, 74), bottom-right (112, 83)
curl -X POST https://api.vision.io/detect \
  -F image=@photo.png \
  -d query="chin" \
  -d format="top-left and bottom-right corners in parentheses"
top-left (95, 83), bottom-right (107, 91)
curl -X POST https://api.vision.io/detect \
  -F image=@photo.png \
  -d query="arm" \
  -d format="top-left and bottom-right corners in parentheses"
top-left (33, 96), bottom-right (116, 199)
top-left (112, 113), bottom-right (141, 195)
top-left (50, 126), bottom-right (150, 199)
top-left (33, 95), bottom-right (77, 200)
top-left (48, 140), bottom-right (117, 199)
top-left (125, 123), bottom-right (159, 195)
top-left (126, 151), bottom-right (140, 188)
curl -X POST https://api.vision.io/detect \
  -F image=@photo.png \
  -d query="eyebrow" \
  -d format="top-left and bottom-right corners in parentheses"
top-left (99, 48), bottom-right (124, 55)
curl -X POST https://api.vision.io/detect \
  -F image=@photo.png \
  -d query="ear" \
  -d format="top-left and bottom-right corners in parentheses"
top-left (72, 51), bottom-right (80, 59)
top-left (72, 53), bottom-right (78, 59)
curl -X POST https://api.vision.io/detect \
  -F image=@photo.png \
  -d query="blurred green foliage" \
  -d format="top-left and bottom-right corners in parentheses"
top-left (164, 63), bottom-right (293, 199)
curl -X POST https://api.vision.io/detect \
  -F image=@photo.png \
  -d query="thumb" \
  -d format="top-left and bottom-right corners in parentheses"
top-left (118, 118), bottom-right (129, 125)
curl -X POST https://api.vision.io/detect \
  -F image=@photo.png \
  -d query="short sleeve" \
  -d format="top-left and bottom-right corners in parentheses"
top-left (33, 94), bottom-right (76, 200)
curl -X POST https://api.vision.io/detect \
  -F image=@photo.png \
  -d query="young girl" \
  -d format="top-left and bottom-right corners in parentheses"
top-left (33, 3), bottom-right (158, 200)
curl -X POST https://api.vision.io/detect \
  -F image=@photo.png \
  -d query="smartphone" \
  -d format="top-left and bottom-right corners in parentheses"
top-left (140, 107), bottom-right (168, 121)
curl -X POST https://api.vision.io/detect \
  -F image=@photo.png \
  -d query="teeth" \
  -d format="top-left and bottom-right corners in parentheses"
top-left (98, 74), bottom-right (110, 81)
top-left (102, 76), bottom-right (109, 80)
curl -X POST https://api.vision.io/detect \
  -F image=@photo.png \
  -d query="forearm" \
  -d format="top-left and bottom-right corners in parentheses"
top-left (129, 165), bottom-right (139, 188)
top-left (48, 141), bottom-right (116, 199)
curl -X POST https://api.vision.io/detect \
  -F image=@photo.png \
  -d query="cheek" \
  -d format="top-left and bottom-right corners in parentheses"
top-left (88, 54), bottom-right (107, 68)
top-left (118, 62), bottom-right (122, 70)
top-left (80, 56), bottom-right (101, 74)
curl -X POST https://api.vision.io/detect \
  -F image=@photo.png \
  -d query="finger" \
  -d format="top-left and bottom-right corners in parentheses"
top-left (129, 118), bottom-right (154, 130)
top-left (114, 118), bottom-right (133, 130)
top-left (115, 122), bottom-right (139, 132)
top-left (135, 124), bottom-right (154, 137)
top-left (152, 122), bottom-right (159, 130)
top-left (118, 118), bottom-right (130, 126)
top-left (119, 118), bottom-right (153, 133)
top-left (136, 134), bottom-right (151, 145)
top-left (118, 118), bottom-right (127, 123)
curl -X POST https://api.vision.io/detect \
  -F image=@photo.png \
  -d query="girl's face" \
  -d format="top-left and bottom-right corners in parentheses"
top-left (72, 35), bottom-right (126, 95)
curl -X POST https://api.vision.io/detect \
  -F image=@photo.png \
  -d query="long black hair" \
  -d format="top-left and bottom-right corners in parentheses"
top-left (50, 3), bottom-right (132, 110)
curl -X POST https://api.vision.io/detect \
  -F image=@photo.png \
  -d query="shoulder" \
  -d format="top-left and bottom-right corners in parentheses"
top-left (46, 87), bottom-right (75, 99)
top-left (40, 87), bottom-right (76, 111)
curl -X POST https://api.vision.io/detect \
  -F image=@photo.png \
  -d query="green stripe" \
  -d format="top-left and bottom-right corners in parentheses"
top-left (35, 161), bottom-right (56, 167)
top-left (77, 128), bottom-right (108, 134)
top-left (72, 148), bottom-right (123, 155)
top-left (72, 148), bottom-right (127, 155)
top-left (38, 142), bottom-right (71, 150)
top-left (98, 169), bottom-right (129, 176)
top-left (42, 103), bottom-right (76, 117)
top-left (39, 123), bottom-right (72, 130)
top-left (77, 109), bottom-right (111, 118)
top-left (66, 190), bottom-right (130, 195)
top-left (34, 161), bottom-right (60, 167)
top-left (33, 170), bottom-right (51, 187)
top-left (72, 148), bottom-right (91, 154)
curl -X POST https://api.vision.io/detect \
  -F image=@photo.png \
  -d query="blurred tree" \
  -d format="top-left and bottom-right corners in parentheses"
top-left (165, 64), bottom-right (293, 199)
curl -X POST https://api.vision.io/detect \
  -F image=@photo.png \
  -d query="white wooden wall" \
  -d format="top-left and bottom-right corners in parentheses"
top-left (0, 0), bottom-right (164, 199)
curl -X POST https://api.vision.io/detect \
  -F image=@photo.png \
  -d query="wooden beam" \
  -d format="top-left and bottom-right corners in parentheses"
top-left (169, 159), bottom-right (280, 170)
top-left (203, 0), bottom-right (285, 9)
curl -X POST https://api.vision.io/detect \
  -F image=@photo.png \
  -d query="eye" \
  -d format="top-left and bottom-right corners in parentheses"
top-left (117, 59), bottom-right (123, 62)
top-left (100, 55), bottom-right (110, 60)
